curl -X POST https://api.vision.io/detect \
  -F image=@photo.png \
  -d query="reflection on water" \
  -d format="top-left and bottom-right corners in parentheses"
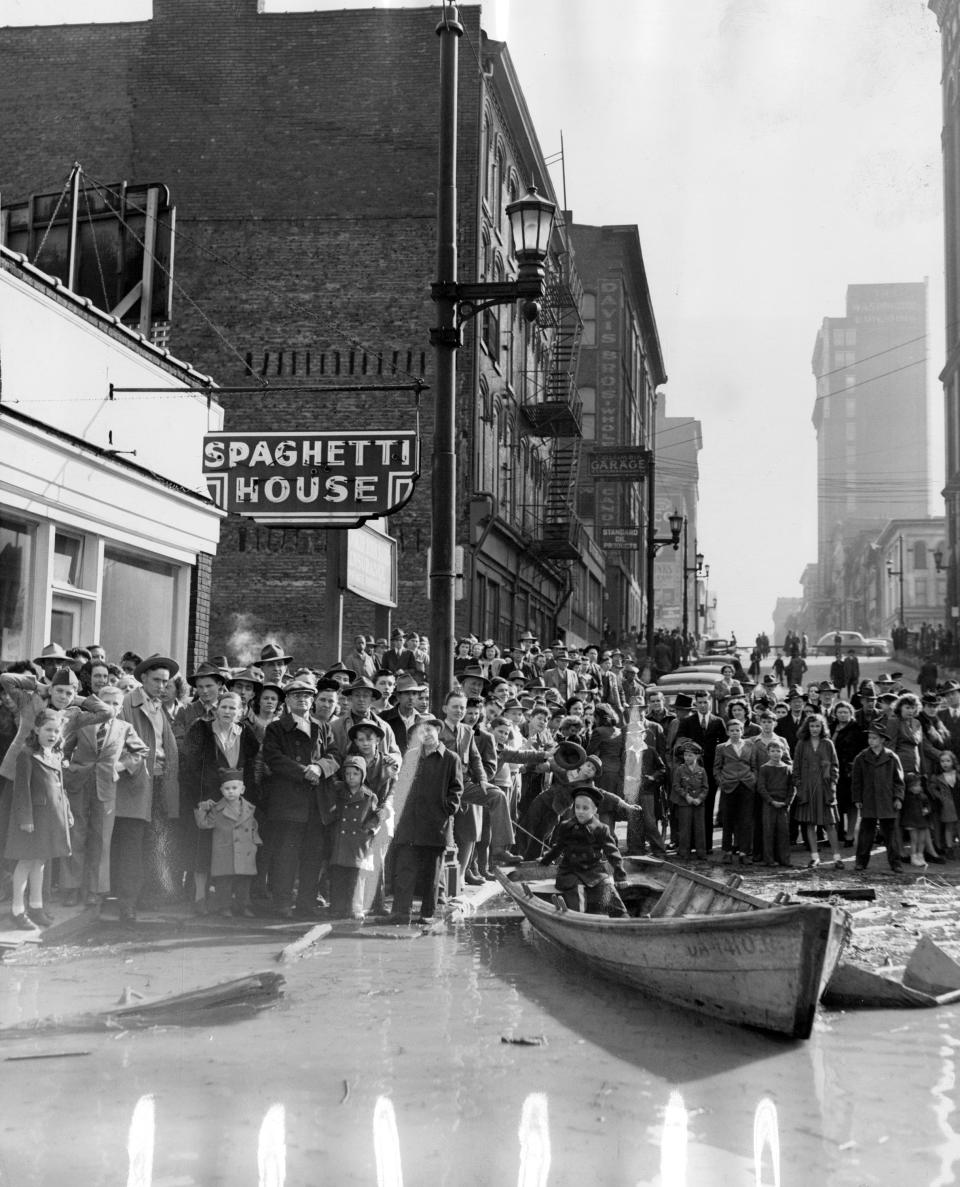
top-left (753, 1098), bottom-right (781, 1187)
top-left (517, 1092), bottom-right (550, 1187)
top-left (661, 1090), bottom-right (688, 1186)
top-left (258, 1103), bottom-right (285, 1187)
top-left (373, 1095), bottom-right (402, 1187)
top-left (127, 1095), bottom-right (154, 1187)
top-left (929, 1024), bottom-right (960, 1187)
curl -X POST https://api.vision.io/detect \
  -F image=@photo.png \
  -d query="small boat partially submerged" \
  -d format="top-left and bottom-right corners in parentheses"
top-left (494, 857), bottom-right (850, 1040)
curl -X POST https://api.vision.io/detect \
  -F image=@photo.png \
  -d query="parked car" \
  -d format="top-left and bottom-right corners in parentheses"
top-left (814, 630), bottom-right (891, 657)
top-left (704, 638), bottom-right (733, 655)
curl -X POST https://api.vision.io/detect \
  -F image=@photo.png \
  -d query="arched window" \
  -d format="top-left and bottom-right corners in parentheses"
top-left (495, 145), bottom-right (506, 229)
top-left (482, 257), bottom-right (503, 358)
top-left (506, 174), bottom-right (519, 258)
top-left (482, 116), bottom-right (491, 205)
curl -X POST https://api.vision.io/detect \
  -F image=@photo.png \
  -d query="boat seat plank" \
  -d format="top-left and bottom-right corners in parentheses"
top-left (647, 874), bottom-right (682, 918)
top-left (657, 879), bottom-right (700, 918)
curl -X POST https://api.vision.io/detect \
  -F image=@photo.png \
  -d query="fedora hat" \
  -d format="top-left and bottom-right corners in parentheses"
top-left (188, 660), bottom-right (230, 687)
top-left (498, 665), bottom-right (527, 684)
top-left (227, 666), bottom-right (264, 688)
top-left (761, 675), bottom-right (778, 686)
top-left (673, 692), bottom-right (694, 709)
top-left (133, 653), bottom-right (180, 680)
top-left (458, 664), bottom-right (489, 688)
top-left (394, 673), bottom-right (428, 694)
top-left (858, 680), bottom-right (877, 696)
top-left (348, 720), bottom-right (385, 740)
top-left (324, 661), bottom-right (355, 681)
top-left (345, 677), bottom-right (382, 700)
top-left (940, 680), bottom-right (960, 694)
top-left (253, 643), bottom-right (293, 666)
top-left (284, 674), bottom-right (318, 694)
top-left (33, 642), bottom-right (84, 670)
top-left (518, 630), bottom-right (537, 642)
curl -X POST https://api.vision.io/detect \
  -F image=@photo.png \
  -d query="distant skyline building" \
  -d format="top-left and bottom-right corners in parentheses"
top-left (810, 281), bottom-right (928, 631)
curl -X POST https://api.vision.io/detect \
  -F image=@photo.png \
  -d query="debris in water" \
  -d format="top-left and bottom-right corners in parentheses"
top-left (501, 1035), bottom-right (547, 1047)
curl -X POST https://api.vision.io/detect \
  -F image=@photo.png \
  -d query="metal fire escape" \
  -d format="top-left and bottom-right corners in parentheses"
top-left (522, 253), bottom-right (584, 561)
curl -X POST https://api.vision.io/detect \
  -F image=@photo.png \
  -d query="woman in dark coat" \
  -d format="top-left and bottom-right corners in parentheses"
top-left (830, 700), bottom-right (867, 846)
top-left (180, 690), bottom-right (260, 911)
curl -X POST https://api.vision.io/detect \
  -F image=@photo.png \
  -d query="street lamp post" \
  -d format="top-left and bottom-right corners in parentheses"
top-left (681, 518), bottom-right (705, 649)
top-left (886, 533), bottom-right (905, 634)
top-left (645, 505), bottom-right (684, 653)
top-left (430, 8), bottom-right (556, 709)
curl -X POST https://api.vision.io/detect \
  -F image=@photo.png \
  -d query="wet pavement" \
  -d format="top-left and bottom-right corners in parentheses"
top-left (1, 906), bottom-right (960, 1186)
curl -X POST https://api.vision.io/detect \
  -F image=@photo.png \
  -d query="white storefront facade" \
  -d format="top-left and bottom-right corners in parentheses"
top-left (0, 247), bottom-right (224, 666)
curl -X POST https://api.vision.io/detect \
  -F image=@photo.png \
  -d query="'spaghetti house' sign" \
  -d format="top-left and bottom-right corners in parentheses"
top-left (203, 431), bottom-right (420, 526)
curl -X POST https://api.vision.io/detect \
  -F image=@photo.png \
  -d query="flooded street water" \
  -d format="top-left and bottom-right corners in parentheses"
top-left (2, 913), bottom-right (960, 1186)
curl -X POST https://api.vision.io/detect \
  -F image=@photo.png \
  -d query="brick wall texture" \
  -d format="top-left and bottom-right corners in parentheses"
top-left (0, 1), bottom-right (485, 665)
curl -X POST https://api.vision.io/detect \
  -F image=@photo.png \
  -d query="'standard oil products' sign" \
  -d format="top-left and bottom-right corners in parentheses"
top-left (203, 430), bottom-right (420, 526)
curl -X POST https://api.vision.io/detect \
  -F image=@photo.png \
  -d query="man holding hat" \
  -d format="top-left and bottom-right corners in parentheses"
top-left (115, 653), bottom-right (182, 921)
top-left (851, 719), bottom-right (905, 873)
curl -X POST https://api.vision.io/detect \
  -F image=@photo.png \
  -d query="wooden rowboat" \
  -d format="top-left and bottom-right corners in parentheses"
top-left (494, 857), bottom-right (850, 1040)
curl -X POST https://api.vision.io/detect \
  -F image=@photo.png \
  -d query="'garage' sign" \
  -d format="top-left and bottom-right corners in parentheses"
top-left (202, 431), bottom-right (420, 527)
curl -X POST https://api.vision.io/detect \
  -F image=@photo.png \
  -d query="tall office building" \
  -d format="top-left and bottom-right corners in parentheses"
top-left (810, 282), bottom-right (928, 627)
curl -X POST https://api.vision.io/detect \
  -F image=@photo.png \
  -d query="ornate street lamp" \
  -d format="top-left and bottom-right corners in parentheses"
top-left (430, 9), bottom-right (557, 706)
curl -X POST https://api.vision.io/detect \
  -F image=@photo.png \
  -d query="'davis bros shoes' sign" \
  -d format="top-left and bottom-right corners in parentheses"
top-left (203, 430), bottom-right (420, 527)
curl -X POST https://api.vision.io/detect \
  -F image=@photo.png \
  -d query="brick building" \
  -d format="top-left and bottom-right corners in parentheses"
top-left (567, 223), bottom-right (680, 647)
top-left (0, 1), bottom-right (637, 664)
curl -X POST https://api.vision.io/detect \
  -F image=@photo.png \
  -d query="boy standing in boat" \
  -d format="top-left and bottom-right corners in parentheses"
top-left (540, 783), bottom-right (629, 916)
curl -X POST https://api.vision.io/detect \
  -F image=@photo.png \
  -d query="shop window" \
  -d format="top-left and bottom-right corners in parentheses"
top-left (101, 547), bottom-right (178, 659)
top-left (54, 532), bottom-right (85, 587)
top-left (0, 515), bottom-right (33, 661)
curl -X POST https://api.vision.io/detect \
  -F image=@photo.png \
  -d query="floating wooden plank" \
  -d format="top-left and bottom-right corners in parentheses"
top-left (0, 971), bottom-right (286, 1037)
top-left (276, 923), bottom-right (332, 964)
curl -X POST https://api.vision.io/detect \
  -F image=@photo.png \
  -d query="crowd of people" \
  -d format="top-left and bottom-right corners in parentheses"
top-left (2, 626), bottom-right (958, 930)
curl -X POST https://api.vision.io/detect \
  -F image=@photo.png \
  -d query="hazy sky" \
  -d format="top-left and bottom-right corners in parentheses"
top-left (1, 0), bottom-right (947, 639)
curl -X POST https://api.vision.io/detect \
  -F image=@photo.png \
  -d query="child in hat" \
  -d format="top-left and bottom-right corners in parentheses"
top-left (324, 754), bottom-right (385, 919)
top-left (671, 741), bottom-right (708, 860)
top-left (195, 769), bottom-right (262, 916)
top-left (6, 708), bottom-right (73, 930)
top-left (540, 784), bottom-right (629, 916)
